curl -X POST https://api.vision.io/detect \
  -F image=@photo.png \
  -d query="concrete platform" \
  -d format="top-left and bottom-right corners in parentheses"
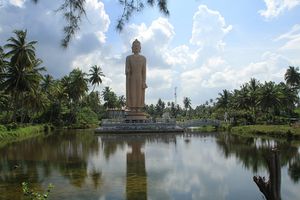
top-left (95, 118), bottom-right (184, 134)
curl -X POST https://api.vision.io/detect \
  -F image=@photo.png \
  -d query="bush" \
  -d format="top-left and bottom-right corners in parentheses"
top-left (6, 122), bottom-right (18, 131)
top-left (0, 125), bottom-right (7, 132)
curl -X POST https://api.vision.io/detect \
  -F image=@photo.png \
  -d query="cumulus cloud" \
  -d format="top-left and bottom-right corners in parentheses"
top-left (179, 52), bottom-right (293, 104)
top-left (69, 5), bottom-right (235, 105)
top-left (259, 0), bottom-right (300, 19)
top-left (190, 5), bottom-right (232, 50)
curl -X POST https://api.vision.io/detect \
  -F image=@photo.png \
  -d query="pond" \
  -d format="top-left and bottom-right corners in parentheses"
top-left (0, 130), bottom-right (299, 200)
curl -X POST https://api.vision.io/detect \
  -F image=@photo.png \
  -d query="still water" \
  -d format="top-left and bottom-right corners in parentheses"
top-left (0, 130), bottom-right (299, 200)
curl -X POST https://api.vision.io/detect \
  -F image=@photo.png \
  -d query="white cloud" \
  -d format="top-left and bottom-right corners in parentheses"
top-left (179, 52), bottom-right (293, 105)
top-left (190, 5), bottom-right (232, 50)
top-left (147, 68), bottom-right (173, 90)
top-left (9, 0), bottom-right (25, 7)
top-left (276, 24), bottom-right (300, 50)
top-left (79, 0), bottom-right (110, 44)
top-left (259, 0), bottom-right (300, 19)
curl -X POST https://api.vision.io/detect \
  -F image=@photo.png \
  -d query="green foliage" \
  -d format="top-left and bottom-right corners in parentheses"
top-left (22, 182), bottom-right (53, 200)
top-left (74, 107), bottom-right (99, 128)
top-left (0, 125), bottom-right (45, 140)
top-left (0, 124), bottom-right (7, 132)
top-left (231, 125), bottom-right (300, 138)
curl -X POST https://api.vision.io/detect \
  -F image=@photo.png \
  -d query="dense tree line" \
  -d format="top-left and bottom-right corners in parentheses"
top-left (145, 67), bottom-right (300, 125)
top-left (0, 30), bottom-right (124, 128)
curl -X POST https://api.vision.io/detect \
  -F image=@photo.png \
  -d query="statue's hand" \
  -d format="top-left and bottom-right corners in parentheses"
top-left (143, 83), bottom-right (148, 89)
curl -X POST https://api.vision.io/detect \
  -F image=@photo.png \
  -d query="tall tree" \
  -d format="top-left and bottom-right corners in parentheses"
top-left (257, 82), bottom-right (282, 118)
top-left (284, 66), bottom-right (300, 89)
top-left (216, 89), bottom-right (231, 110)
top-left (1, 30), bottom-right (42, 122)
top-left (4, 30), bottom-right (37, 69)
top-left (68, 68), bottom-right (88, 103)
top-left (155, 98), bottom-right (165, 117)
top-left (102, 86), bottom-right (118, 109)
top-left (89, 65), bottom-right (105, 92)
top-left (183, 97), bottom-right (191, 117)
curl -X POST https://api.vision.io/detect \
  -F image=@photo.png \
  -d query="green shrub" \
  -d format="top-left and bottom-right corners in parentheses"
top-left (0, 125), bottom-right (7, 132)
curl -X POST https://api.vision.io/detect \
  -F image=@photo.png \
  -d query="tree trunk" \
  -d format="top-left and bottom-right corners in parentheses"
top-left (253, 149), bottom-right (281, 200)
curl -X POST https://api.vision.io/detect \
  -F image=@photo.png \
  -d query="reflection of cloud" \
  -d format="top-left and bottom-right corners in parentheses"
top-left (145, 137), bottom-right (236, 199)
top-left (259, 0), bottom-right (300, 19)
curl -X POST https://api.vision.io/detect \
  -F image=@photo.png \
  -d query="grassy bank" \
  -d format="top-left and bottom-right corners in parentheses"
top-left (188, 125), bottom-right (219, 132)
top-left (231, 125), bottom-right (300, 139)
top-left (0, 124), bottom-right (48, 146)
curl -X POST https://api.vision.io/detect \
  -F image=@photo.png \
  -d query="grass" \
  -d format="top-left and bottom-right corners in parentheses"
top-left (0, 124), bottom-right (46, 147)
top-left (188, 125), bottom-right (218, 132)
top-left (231, 124), bottom-right (300, 139)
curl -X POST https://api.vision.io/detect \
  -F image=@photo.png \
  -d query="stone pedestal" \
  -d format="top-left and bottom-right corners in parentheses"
top-left (125, 111), bottom-right (148, 122)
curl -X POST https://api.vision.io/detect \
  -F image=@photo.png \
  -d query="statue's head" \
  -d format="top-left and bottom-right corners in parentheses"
top-left (131, 39), bottom-right (141, 54)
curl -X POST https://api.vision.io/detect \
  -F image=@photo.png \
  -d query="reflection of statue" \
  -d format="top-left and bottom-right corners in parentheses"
top-left (253, 149), bottom-right (281, 200)
top-left (126, 142), bottom-right (147, 200)
top-left (125, 39), bottom-right (147, 111)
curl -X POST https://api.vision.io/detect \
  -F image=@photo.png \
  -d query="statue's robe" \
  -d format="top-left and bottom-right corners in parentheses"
top-left (125, 54), bottom-right (146, 109)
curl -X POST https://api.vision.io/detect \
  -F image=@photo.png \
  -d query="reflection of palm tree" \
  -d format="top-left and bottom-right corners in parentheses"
top-left (253, 149), bottom-right (281, 200)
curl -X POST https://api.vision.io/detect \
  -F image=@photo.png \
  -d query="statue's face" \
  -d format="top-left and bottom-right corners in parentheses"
top-left (132, 42), bottom-right (141, 54)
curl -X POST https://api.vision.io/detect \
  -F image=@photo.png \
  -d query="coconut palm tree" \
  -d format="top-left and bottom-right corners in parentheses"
top-left (257, 82), bottom-right (282, 121)
top-left (69, 68), bottom-right (88, 103)
top-left (89, 65), bottom-right (105, 92)
top-left (216, 89), bottom-right (231, 110)
top-left (284, 66), bottom-right (300, 89)
top-left (277, 82), bottom-right (298, 115)
top-left (183, 97), bottom-right (191, 117)
top-left (4, 30), bottom-right (37, 70)
top-left (41, 74), bottom-right (54, 92)
top-left (247, 78), bottom-right (261, 122)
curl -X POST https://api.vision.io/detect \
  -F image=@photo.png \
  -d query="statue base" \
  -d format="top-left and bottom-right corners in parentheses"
top-left (125, 111), bottom-right (148, 122)
top-left (95, 117), bottom-right (183, 134)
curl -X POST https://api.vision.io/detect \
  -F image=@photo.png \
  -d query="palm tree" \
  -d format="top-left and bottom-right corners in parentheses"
top-left (284, 66), bottom-right (300, 89)
top-left (118, 95), bottom-right (126, 108)
top-left (89, 65), bottom-right (105, 92)
top-left (4, 30), bottom-right (37, 70)
top-left (233, 85), bottom-right (249, 110)
top-left (216, 89), bottom-right (231, 110)
top-left (41, 74), bottom-right (54, 92)
top-left (102, 86), bottom-right (118, 109)
top-left (278, 82), bottom-right (298, 115)
top-left (257, 82), bottom-right (282, 121)
top-left (248, 78), bottom-right (261, 122)
top-left (0, 46), bottom-right (8, 74)
top-left (69, 68), bottom-right (88, 103)
top-left (183, 97), bottom-right (191, 117)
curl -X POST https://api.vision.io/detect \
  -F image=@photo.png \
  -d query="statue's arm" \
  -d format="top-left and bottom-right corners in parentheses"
top-left (125, 56), bottom-right (130, 75)
top-left (142, 57), bottom-right (147, 88)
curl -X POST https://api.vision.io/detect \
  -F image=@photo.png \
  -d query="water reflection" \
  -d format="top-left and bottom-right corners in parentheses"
top-left (253, 149), bottom-right (281, 200)
top-left (126, 142), bottom-right (147, 200)
top-left (0, 131), bottom-right (299, 200)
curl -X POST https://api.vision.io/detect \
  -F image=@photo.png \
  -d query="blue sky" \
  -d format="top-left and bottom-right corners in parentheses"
top-left (1, 0), bottom-right (300, 106)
